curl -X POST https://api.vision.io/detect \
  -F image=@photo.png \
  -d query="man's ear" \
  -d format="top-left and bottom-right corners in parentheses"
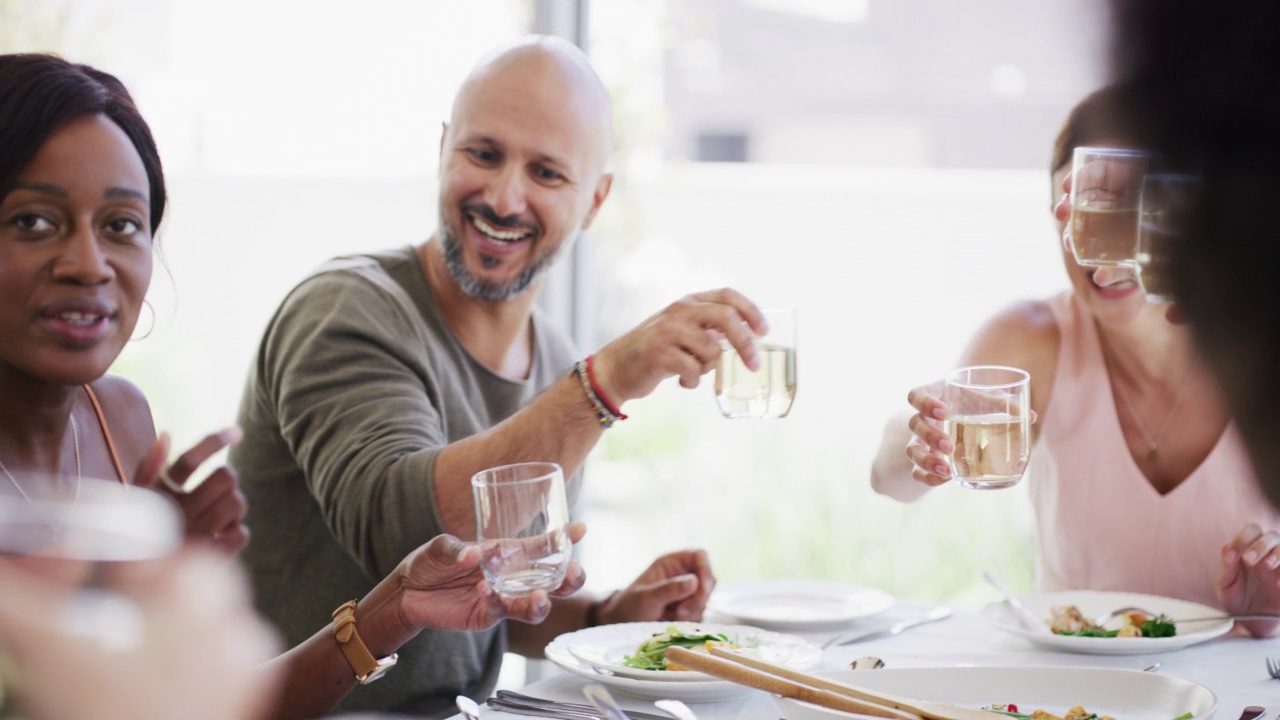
top-left (438, 122), bottom-right (449, 162)
top-left (580, 173), bottom-right (614, 230)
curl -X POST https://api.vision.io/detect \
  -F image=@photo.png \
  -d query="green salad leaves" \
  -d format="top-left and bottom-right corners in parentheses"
top-left (622, 626), bottom-right (732, 671)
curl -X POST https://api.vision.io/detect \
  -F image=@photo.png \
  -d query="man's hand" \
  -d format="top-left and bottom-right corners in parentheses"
top-left (590, 289), bottom-right (766, 405)
top-left (134, 428), bottom-right (249, 554)
top-left (398, 522), bottom-right (588, 632)
top-left (597, 549), bottom-right (716, 624)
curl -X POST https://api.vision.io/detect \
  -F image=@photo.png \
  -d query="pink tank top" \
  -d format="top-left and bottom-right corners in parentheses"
top-left (1027, 291), bottom-right (1279, 608)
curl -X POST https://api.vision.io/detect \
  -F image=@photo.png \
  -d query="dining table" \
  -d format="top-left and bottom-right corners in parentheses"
top-left (447, 602), bottom-right (1280, 719)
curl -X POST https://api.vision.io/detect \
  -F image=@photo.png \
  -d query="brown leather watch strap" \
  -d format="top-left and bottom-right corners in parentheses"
top-left (331, 600), bottom-right (387, 683)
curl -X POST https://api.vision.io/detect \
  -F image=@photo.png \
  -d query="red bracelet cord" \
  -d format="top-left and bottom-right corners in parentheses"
top-left (585, 355), bottom-right (627, 420)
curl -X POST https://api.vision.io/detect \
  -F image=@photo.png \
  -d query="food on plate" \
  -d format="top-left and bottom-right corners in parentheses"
top-left (1048, 605), bottom-right (1176, 638)
top-left (985, 704), bottom-right (1115, 720)
top-left (985, 705), bottom-right (1192, 720)
top-left (623, 625), bottom-right (746, 671)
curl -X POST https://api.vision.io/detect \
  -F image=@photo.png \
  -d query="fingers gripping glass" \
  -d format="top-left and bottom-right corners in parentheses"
top-left (943, 366), bottom-right (1031, 490)
top-left (1068, 147), bottom-right (1151, 267)
top-left (471, 462), bottom-right (571, 597)
top-left (715, 308), bottom-right (797, 419)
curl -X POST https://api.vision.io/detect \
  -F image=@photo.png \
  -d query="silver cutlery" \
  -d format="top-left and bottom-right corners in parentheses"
top-left (981, 570), bottom-right (1046, 632)
top-left (456, 695), bottom-right (481, 720)
top-left (1267, 656), bottom-right (1280, 679)
top-left (654, 699), bottom-right (698, 720)
top-left (584, 684), bottom-right (631, 720)
top-left (492, 690), bottom-right (672, 720)
top-left (821, 605), bottom-right (953, 648)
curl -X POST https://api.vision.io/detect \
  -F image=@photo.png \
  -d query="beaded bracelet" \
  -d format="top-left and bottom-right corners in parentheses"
top-left (573, 357), bottom-right (626, 428)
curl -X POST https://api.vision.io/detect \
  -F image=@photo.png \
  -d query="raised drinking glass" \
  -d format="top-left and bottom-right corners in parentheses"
top-left (1136, 173), bottom-right (1201, 303)
top-left (471, 462), bottom-right (571, 597)
top-left (714, 308), bottom-right (797, 419)
top-left (1068, 147), bottom-right (1151, 267)
top-left (943, 366), bottom-right (1031, 489)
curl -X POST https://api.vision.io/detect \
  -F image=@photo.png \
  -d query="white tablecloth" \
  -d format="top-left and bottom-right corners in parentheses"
top-left (455, 604), bottom-right (1280, 719)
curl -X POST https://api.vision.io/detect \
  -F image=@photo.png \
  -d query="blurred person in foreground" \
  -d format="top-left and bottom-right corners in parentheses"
top-left (1109, 0), bottom-right (1280, 506)
top-left (232, 34), bottom-right (764, 716)
top-left (870, 86), bottom-right (1280, 637)
top-left (0, 51), bottom-right (587, 719)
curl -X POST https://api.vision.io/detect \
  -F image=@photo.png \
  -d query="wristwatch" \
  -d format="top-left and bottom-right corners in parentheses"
top-left (332, 600), bottom-right (398, 684)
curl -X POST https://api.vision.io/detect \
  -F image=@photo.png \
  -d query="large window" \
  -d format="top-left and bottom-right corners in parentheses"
top-left (576, 0), bottom-right (1109, 605)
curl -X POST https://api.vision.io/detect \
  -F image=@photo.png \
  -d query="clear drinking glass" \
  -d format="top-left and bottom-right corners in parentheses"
top-left (471, 462), bottom-right (571, 597)
top-left (1136, 173), bottom-right (1202, 303)
top-left (1068, 147), bottom-right (1151, 267)
top-left (943, 366), bottom-right (1031, 490)
top-left (714, 308), bottom-right (797, 419)
top-left (0, 476), bottom-right (183, 710)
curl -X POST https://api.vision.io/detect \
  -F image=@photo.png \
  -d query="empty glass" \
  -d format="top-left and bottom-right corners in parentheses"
top-left (471, 462), bottom-right (571, 597)
top-left (714, 308), bottom-right (797, 419)
top-left (943, 366), bottom-right (1031, 489)
top-left (1068, 147), bottom-right (1151, 267)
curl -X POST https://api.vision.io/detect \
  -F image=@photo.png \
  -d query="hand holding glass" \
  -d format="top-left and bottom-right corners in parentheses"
top-left (1137, 174), bottom-right (1202, 303)
top-left (1068, 147), bottom-right (1151, 266)
top-left (943, 366), bottom-right (1031, 489)
top-left (714, 308), bottom-right (797, 419)
top-left (471, 462), bottom-right (571, 597)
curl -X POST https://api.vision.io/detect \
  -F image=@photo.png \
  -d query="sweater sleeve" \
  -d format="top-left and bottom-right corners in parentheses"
top-left (257, 267), bottom-right (449, 580)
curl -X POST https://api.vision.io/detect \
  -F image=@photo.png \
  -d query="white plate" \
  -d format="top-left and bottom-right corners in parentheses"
top-left (545, 621), bottom-right (821, 702)
top-left (980, 590), bottom-right (1233, 655)
top-left (707, 579), bottom-right (895, 631)
top-left (775, 666), bottom-right (1217, 720)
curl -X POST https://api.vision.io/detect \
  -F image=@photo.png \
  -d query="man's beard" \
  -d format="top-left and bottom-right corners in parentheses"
top-left (438, 211), bottom-right (562, 301)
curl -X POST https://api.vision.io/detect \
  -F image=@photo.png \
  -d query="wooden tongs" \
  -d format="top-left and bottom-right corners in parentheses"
top-left (663, 645), bottom-right (994, 720)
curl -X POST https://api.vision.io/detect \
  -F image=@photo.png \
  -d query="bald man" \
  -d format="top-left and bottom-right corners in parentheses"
top-left (231, 36), bottom-right (766, 715)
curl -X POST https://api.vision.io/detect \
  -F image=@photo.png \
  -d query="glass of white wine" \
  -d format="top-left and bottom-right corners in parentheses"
top-left (1068, 146), bottom-right (1151, 267)
top-left (1136, 173), bottom-right (1201, 303)
top-left (943, 366), bottom-right (1031, 489)
top-left (471, 462), bottom-right (571, 597)
top-left (714, 307), bottom-right (797, 419)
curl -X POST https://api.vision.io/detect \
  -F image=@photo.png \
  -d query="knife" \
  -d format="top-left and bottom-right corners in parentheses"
top-left (824, 606), bottom-right (953, 647)
top-left (492, 690), bottom-right (672, 720)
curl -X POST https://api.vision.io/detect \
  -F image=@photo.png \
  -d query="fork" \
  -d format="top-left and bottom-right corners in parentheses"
top-left (1267, 655), bottom-right (1280, 679)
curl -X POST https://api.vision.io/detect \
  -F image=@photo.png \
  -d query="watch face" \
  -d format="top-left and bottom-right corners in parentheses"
top-left (360, 654), bottom-right (399, 684)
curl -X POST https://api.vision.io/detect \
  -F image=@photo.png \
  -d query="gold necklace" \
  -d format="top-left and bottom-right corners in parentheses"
top-left (1113, 374), bottom-right (1189, 461)
top-left (0, 414), bottom-right (81, 503)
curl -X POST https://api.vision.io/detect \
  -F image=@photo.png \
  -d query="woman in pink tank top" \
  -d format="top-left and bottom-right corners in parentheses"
top-left (871, 86), bottom-right (1280, 638)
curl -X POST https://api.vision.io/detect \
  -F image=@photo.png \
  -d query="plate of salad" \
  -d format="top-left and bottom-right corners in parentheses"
top-left (774, 666), bottom-right (1216, 720)
top-left (979, 590), bottom-right (1233, 655)
top-left (545, 621), bottom-right (821, 701)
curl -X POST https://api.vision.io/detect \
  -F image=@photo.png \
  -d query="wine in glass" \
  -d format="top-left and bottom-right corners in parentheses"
top-left (715, 308), bottom-right (797, 419)
top-left (1068, 147), bottom-right (1151, 267)
top-left (944, 366), bottom-right (1032, 489)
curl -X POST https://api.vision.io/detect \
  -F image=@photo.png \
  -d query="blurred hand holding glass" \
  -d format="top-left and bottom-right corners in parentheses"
top-left (471, 462), bottom-right (571, 597)
top-left (1068, 147), bottom-right (1151, 266)
top-left (944, 366), bottom-right (1031, 489)
top-left (714, 308), bottom-right (797, 419)
top-left (1137, 174), bottom-right (1202, 303)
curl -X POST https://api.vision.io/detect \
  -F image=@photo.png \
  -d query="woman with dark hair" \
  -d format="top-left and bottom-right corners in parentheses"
top-left (0, 52), bottom-right (249, 550)
top-left (0, 52), bottom-right (587, 719)
top-left (870, 86), bottom-right (1280, 638)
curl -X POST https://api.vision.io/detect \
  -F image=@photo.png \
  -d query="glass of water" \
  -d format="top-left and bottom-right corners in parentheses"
top-left (471, 462), bottom-right (571, 597)
top-left (1068, 147), bottom-right (1150, 267)
top-left (714, 308), bottom-right (797, 419)
top-left (943, 366), bottom-right (1031, 489)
